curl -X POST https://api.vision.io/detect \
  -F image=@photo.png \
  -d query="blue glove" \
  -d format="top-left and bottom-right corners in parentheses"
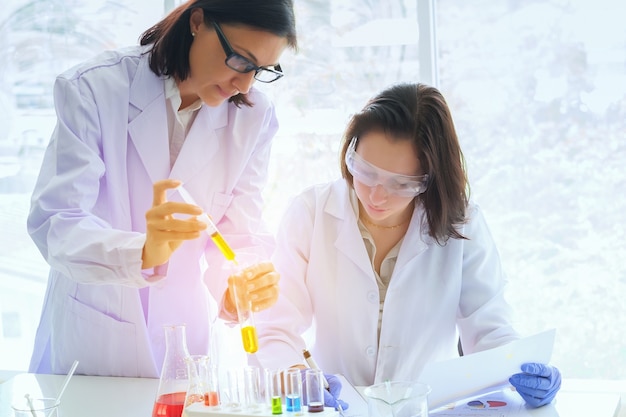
top-left (509, 362), bottom-right (561, 408)
top-left (325, 373), bottom-right (349, 411)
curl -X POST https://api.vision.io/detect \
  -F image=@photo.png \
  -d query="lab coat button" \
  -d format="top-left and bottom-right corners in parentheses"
top-left (366, 346), bottom-right (376, 356)
top-left (367, 291), bottom-right (378, 303)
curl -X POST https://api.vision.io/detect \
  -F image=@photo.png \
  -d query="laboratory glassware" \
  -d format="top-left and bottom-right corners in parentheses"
top-left (225, 368), bottom-right (243, 410)
top-left (226, 250), bottom-right (267, 354)
top-left (243, 366), bottom-right (263, 411)
top-left (285, 368), bottom-right (303, 414)
top-left (265, 369), bottom-right (283, 415)
top-left (305, 369), bottom-right (325, 413)
top-left (11, 397), bottom-right (59, 417)
top-left (177, 185), bottom-right (265, 354)
top-left (152, 324), bottom-right (191, 417)
top-left (174, 185), bottom-right (236, 261)
top-left (363, 381), bottom-right (431, 417)
top-left (204, 361), bottom-right (221, 406)
top-left (184, 355), bottom-right (210, 412)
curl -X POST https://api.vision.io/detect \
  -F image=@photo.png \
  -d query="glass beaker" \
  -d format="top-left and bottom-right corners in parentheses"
top-left (11, 397), bottom-right (59, 417)
top-left (152, 324), bottom-right (191, 417)
top-left (363, 381), bottom-right (431, 417)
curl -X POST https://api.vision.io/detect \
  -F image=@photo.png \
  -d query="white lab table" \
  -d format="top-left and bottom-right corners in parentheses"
top-left (0, 373), bottom-right (623, 417)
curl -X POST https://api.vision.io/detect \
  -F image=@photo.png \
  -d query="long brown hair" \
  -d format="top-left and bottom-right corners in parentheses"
top-left (340, 82), bottom-right (469, 244)
top-left (140, 0), bottom-right (297, 107)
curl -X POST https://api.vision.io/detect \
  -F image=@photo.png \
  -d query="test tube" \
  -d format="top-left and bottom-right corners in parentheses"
top-left (265, 369), bottom-right (283, 415)
top-left (227, 255), bottom-right (262, 354)
top-left (201, 212), bottom-right (236, 261)
top-left (176, 185), bottom-right (260, 354)
top-left (175, 185), bottom-right (236, 262)
top-left (243, 366), bottom-right (263, 411)
top-left (285, 369), bottom-right (303, 414)
top-left (225, 368), bottom-right (242, 410)
top-left (305, 369), bottom-right (325, 413)
top-left (204, 362), bottom-right (220, 407)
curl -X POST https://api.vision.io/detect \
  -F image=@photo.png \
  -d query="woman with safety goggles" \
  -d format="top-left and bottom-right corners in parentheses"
top-left (253, 82), bottom-right (560, 409)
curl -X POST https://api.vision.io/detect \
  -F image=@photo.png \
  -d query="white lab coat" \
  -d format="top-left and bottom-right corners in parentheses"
top-left (254, 179), bottom-right (519, 386)
top-left (27, 46), bottom-right (275, 377)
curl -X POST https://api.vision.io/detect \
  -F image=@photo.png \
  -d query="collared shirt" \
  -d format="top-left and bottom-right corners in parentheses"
top-left (348, 189), bottom-right (403, 341)
top-left (164, 77), bottom-right (203, 167)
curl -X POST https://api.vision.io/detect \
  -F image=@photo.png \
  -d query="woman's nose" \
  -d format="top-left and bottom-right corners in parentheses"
top-left (369, 184), bottom-right (389, 204)
top-left (232, 71), bottom-right (256, 95)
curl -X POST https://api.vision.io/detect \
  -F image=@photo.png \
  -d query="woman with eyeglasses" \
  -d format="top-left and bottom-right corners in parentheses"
top-left (26, 0), bottom-right (296, 378)
top-left (253, 83), bottom-right (561, 409)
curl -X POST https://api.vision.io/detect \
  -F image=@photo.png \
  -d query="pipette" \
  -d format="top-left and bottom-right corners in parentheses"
top-left (174, 185), bottom-right (236, 262)
top-left (174, 185), bottom-right (259, 353)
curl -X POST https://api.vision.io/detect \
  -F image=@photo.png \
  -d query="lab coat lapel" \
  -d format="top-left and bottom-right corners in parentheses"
top-left (395, 204), bottom-right (430, 270)
top-left (329, 182), bottom-right (373, 276)
top-left (170, 103), bottom-right (226, 183)
top-left (128, 57), bottom-right (170, 183)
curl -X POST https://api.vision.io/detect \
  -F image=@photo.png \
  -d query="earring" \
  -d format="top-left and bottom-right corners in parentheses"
top-left (191, 32), bottom-right (196, 37)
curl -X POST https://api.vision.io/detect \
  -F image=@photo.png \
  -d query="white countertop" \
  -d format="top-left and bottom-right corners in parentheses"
top-left (0, 373), bottom-right (623, 417)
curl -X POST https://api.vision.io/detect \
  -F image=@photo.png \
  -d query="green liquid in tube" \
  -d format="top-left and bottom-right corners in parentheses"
top-left (271, 396), bottom-right (283, 415)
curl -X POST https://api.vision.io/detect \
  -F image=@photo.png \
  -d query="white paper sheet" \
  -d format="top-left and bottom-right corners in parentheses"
top-left (419, 329), bottom-right (556, 409)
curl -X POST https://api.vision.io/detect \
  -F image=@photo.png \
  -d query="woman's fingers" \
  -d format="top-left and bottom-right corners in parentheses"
top-left (152, 179), bottom-right (181, 207)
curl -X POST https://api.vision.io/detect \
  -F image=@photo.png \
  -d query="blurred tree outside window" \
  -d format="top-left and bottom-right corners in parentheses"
top-left (433, 0), bottom-right (626, 379)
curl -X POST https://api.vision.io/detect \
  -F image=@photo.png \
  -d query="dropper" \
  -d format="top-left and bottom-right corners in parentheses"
top-left (174, 185), bottom-right (237, 263)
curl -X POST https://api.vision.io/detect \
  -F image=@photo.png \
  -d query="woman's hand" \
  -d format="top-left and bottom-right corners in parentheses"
top-left (509, 362), bottom-right (561, 407)
top-left (226, 261), bottom-right (280, 314)
top-left (142, 179), bottom-right (207, 269)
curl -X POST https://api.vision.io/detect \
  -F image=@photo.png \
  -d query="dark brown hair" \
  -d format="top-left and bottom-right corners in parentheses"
top-left (339, 82), bottom-right (470, 244)
top-left (140, 0), bottom-right (297, 107)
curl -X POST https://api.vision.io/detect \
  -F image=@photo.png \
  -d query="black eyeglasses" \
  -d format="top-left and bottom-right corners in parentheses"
top-left (211, 21), bottom-right (284, 83)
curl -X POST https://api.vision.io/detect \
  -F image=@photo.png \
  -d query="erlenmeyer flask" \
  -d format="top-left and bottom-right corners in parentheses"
top-left (184, 355), bottom-right (209, 410)
top-left (152, 324), bottom-right (191, 417)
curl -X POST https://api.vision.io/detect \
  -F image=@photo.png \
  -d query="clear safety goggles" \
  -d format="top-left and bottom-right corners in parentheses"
top-left (345, 137), bottom-right (429, 197)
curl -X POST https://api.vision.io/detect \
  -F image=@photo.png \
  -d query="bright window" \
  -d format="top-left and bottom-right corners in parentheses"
top-left (0, 0), bottom-right (624, 380)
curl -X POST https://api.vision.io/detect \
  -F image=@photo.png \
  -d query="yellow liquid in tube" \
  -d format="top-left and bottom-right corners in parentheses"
top-left (201, 210), bottom-right (257, 354)
top-left (201, 213), bottom-right (236, 263)
top-left (210, 232), bottom-right (236, 262)
top-left (241, 325), bottom-right (259, 353)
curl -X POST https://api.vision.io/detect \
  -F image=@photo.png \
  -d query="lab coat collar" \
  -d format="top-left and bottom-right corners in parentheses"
top-left (128, 53), bottom-right (170, 183)
top-left (169, 104), bottom-right (227, 182)
top-left (326, 180), bottom-right (431, 275)
top-left (128, 51), bottom-right (229, 184)
top-left (395, 203), bottom-right (431, 270)
top-left (328, 180), bottom-right (378, 276)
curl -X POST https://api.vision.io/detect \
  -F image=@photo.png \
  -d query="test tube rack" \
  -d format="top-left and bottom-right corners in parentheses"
top-left (184, 403), bottom-right (339, 417)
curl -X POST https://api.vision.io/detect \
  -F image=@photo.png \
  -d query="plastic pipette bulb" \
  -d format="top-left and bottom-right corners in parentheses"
top-left (175, 185), bottom-right (237, 262)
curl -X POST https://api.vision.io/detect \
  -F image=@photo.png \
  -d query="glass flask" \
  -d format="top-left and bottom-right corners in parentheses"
top-left (152, 324), bottom-right (191, 417)
top-left (184, 355), bottom-right (209, 410)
